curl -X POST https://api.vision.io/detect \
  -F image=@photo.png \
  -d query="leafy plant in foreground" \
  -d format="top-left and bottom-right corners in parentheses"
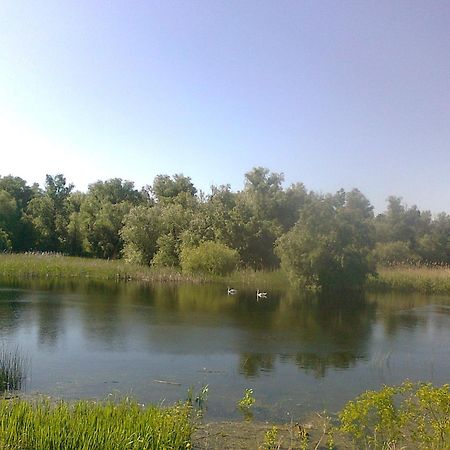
top-left (338, 381), bottom-right (450, 449)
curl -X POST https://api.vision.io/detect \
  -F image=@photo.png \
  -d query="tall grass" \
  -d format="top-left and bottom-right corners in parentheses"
top-left (0, 346), bottom-right (27, 392)
top-left (0, 253), bottom-right (206, 283)
top-left (223, 268), bottom-right (289, 290)
top-left (367, 264), bottom-right (450, 295)
top-left (0, 397), bottom-right (193, 449)
top-left (2, 254), bottom-right (449, 295)
top-left (0, 253), bottom-right (287, 288)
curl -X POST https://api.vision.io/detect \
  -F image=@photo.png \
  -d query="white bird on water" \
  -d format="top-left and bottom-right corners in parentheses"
top-left (256, 289), bottom-right (267, 299)
top-left (227, 287), bottom-right (237, 295)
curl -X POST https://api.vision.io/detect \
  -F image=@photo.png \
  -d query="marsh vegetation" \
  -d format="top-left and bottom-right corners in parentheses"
top-left (0, 346), bottom-right (27, 393)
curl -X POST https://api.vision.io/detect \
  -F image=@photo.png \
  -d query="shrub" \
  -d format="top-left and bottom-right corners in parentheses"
top-left (180, 241), bottom-right (239, 276)
top-left (339, 381), bottom-right (450, 449)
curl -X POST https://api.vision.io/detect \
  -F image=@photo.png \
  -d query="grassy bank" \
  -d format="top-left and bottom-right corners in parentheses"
top-left (0, 253), bottom-right (288, 289)
top-left (367, 264), bottom-right (450, 295)
top-left (1, 254), bottom-right (449, 295)
top-left (0, 397), bottom-right (193, 449)
top-left (0, 253), bottom-right (205, 283)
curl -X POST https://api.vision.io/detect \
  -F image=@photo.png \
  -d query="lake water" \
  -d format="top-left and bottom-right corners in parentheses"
top-left (0, 280), bottom-right (449, 421)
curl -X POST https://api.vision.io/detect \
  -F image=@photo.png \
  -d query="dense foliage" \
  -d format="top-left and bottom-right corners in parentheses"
top-left (0, 168), bottom-right (448, 289)
top-left (180, 241), bottom-right (239, 276)
top-left (276, 190), bottom-right (375, 290)
top-left (339, 382), bottom-right (450, 449)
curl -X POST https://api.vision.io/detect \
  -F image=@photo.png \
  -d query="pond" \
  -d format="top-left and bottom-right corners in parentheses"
top-left (0, 280), bottom-right (449, 421)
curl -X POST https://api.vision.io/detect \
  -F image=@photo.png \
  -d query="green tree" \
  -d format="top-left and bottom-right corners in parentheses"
top-left (150, 174), bottom-right (197, 203)
top-left (276, 191), bottom-right (375, 290)
top-left (26, 174), bottom-right (74, 251)
top-left (122, 201), bottom-right (194, 266)
top-left (79, 179), bottom-right (143, 259)
top-left (121, 205), bottom-right (161, 265)
top-left (0, 176), bottom-right (38, 250)
top-left (0, 190), bottom-right (19, 250)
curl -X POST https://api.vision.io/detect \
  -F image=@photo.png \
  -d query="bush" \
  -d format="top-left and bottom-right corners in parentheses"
top-left (180, 241), bottom-right (239, 276)
top-left (339, 381), bottom-right (450, 449)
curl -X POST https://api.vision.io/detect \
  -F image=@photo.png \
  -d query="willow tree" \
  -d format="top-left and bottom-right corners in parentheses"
top-left (276, 190), bottom-right (375, 291)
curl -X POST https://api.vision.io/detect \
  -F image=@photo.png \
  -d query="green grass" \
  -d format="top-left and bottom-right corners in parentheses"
top-left (0, 397), bottom-right (193, 449)
top-left (0, 254), bottom-right (289, 289)
top-left (367, 264), bottom-right (450, 295)
top-left (223, 268), bottom-right (289, 290)
top-left (1, 254), bottom-right (449, 295)
top-left (0, 347), bottom-right (27, 393)
top-left (0, 253), bottom-right (205, 283)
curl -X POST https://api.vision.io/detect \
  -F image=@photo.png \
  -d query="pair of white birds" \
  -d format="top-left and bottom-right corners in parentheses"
top-left (227, 287), bottom-right (267, 299)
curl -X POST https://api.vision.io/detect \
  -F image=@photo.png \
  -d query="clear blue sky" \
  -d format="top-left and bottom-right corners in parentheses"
top-left (1, 1), bottom-right (449, 213)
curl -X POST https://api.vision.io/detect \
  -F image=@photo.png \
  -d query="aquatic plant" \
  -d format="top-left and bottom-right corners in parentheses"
top-left (0, 346), bottom-right (27, 392)
top-left (238, 388), bottom-right (255, 415)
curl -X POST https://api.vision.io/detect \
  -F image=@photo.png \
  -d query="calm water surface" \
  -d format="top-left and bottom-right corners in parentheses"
top-left (0, 280), bottom-right (449, 421)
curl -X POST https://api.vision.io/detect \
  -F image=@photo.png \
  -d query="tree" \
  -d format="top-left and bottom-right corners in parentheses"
top-left (79, 179), bottom-right (143, 259)
top-left (121, 205), bottom-right (161, 265)
top-left (121, 202), bottom-right (194, 266)
top-left (276, 191), bottom-right (375, 291)
top-left (0, 176), bottom-right (38, 250)
top-left (25, 174), bottom-right (74, 251)
top-left (0, 190), bottom-right (19, 249)
top-left (150, 174), bottom-right (197, 203)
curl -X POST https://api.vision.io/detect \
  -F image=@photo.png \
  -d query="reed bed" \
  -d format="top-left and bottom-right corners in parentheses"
top-left (223, 268), bottom-right (289, 290)
top-left (0, 398), bottom-right (193, 449)
top-left (0, 253), bottom-right (206, 284)
top-left (0, 347), bottom-right (27, 392)
top-left (367, 263), bottom-right (450, 295)
top-left (2, 254), bottom-right (449, 294)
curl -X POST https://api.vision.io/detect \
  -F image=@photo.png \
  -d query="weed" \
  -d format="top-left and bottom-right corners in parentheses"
top-left (262, 426), bottom-right (280, 449)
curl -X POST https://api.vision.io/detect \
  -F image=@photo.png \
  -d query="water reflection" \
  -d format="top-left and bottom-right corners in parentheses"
top-left (0, 279), bottom-right (448, 420)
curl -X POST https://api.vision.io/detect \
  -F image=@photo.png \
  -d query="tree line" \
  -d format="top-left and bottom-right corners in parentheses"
top-left (0, 168), bottom-right (448, 289)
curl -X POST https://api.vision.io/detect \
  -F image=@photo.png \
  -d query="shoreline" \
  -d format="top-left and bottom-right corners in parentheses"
top-left (1, 253), bottom-right (449, 295)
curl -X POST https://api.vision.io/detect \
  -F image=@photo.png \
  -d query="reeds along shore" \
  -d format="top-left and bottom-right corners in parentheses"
top-left (0, 253), bottom-right (449, 294)
top-left (367, 263), bottom-right (450, 295)
top-left (0, 346), bottom-right (26, 392)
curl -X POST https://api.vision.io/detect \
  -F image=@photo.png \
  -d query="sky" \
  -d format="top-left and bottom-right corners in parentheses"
top-left (1, 1), bottom-right (449, 214)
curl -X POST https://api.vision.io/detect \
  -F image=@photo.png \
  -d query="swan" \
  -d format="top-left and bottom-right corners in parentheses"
top-left (256, 289), bottom-right (267, 299)
top-left (227, 287), bottom-right (237, 295)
